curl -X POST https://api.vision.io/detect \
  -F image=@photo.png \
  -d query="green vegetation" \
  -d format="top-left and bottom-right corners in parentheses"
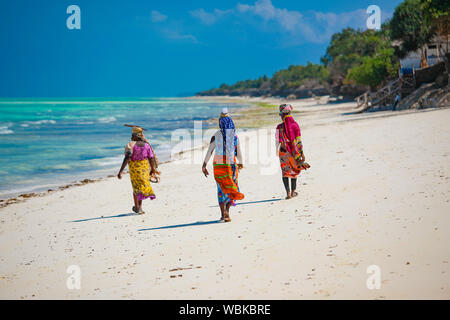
top-left (197, 62), bottom-right (331, 98)
top-left (347, 47), bottom-right (399, 89)
top-left (254, 102), bottom-right (278, 108)
top-left (196, 0), bottom-right (448, 98)
top-left (322, 27), bottom-right (398, 89)
top-left (270, 63), bottom-right (329, 90)
top-left (420, 0), bottom-right (450, 73)
top-left (390, 0), bottom-right (434, 58)
top-left (421, 0), bottom-right (449, 19)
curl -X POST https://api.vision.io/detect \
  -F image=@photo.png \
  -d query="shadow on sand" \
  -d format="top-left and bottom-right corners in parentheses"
top-left (140, 198), bottom-right (282, 231)
top-left (138, 219), bottom-right (222, 232)
top-left (70, 212), bottom-right (137, 223)
top-left (208, 198), bottom-right (282, 208)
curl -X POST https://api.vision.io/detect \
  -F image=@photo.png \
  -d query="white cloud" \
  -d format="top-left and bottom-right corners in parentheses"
top-left (238, 0), bottom-right (301, 26)
top-left (190, 8), bottom-right (216, 25)
top-left (236, 0), bottom-right (360, 41)
top-left (190, 0), bottom-right (393, 45)
top-left (190, 8), bottom-right (232, 25)
top-left (296, 9), bottom-right (368, 43)
top-left (162, 29), bottom-right (198, 43)
top-left (237, 0), bottom-right (302, 32)
top-left (151, 10), bottom-right (167, 23)
top-left (149, 10), bottom-right (197, 44)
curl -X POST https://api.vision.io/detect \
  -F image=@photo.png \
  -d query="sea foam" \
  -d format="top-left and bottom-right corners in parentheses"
top-left (98, 116), bottom-right (117, 123)
top-left (0, 126), bottom-right (13, 134)
top-left (24, 120), bottom-right (57, 125)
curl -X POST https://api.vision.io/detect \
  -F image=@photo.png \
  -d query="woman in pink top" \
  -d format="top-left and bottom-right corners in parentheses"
top-left (275, 104), bottom-right (310, 199)
top-left (117, 127), bottom-right (158, 214)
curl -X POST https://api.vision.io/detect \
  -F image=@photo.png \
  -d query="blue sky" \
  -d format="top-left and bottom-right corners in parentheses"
top-left (0, 0), bottom-right (403, 97)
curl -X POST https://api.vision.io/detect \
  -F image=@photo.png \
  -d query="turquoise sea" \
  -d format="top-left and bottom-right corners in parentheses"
top-left (0, 98), bottom-right (247, 199)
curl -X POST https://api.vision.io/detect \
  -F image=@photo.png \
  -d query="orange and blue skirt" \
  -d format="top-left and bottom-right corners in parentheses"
top-left (213, 162), bottom-right (244, 205)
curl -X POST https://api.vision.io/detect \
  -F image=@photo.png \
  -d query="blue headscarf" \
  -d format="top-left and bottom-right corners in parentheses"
top-left (219, 115), bottom-right (236, 163)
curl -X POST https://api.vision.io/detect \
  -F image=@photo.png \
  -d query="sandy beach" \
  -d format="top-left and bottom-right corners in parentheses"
top-left (0, 98), bottom-right (449, 299)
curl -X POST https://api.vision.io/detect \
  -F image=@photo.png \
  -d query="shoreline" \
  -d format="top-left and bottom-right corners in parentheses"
top-left (0, 96), bottom-right (256, 203)
top-left (0, 140), bottom-right (210, 208)
top-left (2, 95), bottom-right (447, 208)
top-left (0, 97), bottom-right (265, 207)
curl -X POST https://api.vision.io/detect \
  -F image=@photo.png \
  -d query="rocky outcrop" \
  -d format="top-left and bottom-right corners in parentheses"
top-left (398, 82), bottom-right (450, 110)
top-left (415, 62), bottom-right (446, 87)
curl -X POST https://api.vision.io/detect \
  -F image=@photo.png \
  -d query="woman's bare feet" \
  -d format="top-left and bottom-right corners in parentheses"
top-left (285, 192), bottom-right (292, 199)
top-left (223, 210), bottom-right (231, 222)
top-left (291, 191), bottom-right (298, 198)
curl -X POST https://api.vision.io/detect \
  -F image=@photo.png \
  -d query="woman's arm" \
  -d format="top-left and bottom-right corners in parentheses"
top-left (146, 144), bottom-right (159, 174)
top-left (236, 136), bottom-right (243, 170)
top-left (149, 157), bottom-right (158, 174)
top-left (275, 127), bottom-right (281, 156)
top-left (292, 123), bottom-right (305, 162)
top-left (117, 154), bottom-right (130, 179)
top-left (202, 136), bottom-right (215, 177)
top-left (295, 138), bottom-right (305, 162)
top-left (147, 142), bottom-right (158, 168)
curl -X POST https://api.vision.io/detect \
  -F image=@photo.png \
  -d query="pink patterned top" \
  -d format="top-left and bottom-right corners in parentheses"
top-left (276, 115), bottom-right (303, 160)
top-left (125, 142), bottom-right (154, 161)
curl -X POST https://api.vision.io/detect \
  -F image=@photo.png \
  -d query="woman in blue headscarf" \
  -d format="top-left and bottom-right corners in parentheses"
top-left (202, 108), bottom-right (244, 222)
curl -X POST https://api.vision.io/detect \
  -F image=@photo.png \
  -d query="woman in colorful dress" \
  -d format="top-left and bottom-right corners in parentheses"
top-left (202, 108), bottom-right (244, 222)
top-left (275, 104), bottom-right (310, 199)
top-left (117, 126), bottom-right (158, 214)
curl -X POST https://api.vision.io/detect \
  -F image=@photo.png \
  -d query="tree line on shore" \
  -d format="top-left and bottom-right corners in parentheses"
top-left (196, 0), bottom-right (448, 99)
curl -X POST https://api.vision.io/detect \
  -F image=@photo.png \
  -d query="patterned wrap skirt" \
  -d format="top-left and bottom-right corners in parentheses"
top-left (214, 162), bottom-right (244, 205)
top-left (279, 148), bottom-right (305, 179)
top-left (129, 159), bottom-right (156, 201)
